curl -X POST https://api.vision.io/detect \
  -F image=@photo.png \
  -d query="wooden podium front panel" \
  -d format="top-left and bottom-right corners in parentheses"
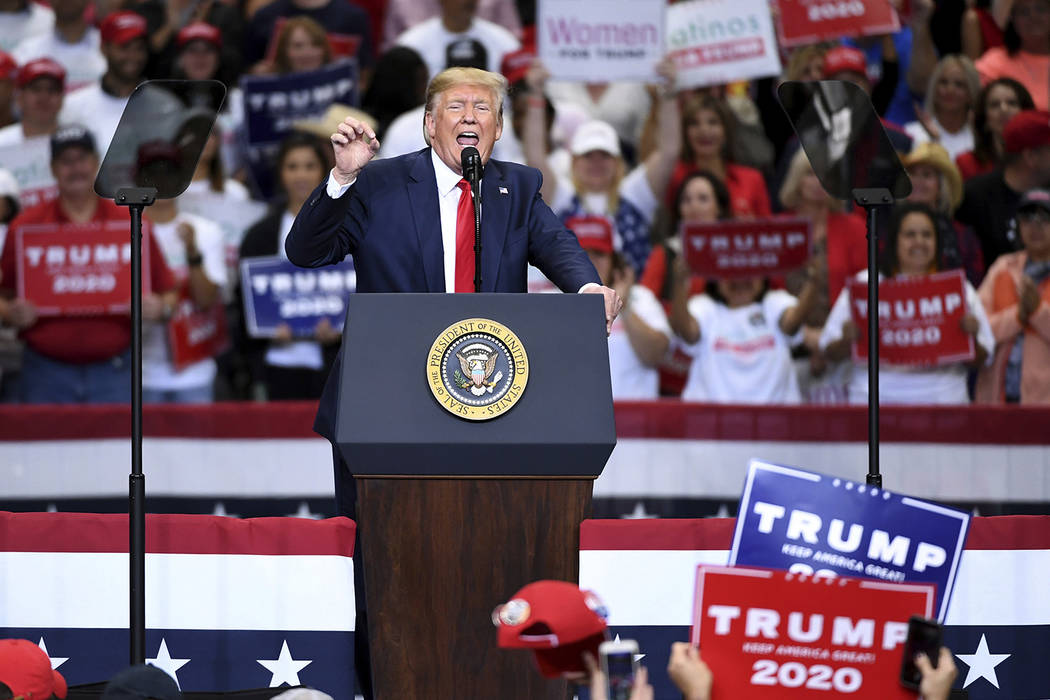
top-left (356, 478), bottom-right (592, 699)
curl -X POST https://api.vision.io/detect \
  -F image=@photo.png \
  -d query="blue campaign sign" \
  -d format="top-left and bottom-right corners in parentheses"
top-left (241, 256), bottom-right (356, 338)
top-left (729, 459), bottom-right (970, 622)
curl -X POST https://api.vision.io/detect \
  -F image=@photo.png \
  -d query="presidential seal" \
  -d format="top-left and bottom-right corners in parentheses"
top-left (426, 318), bottom-right (529, 421)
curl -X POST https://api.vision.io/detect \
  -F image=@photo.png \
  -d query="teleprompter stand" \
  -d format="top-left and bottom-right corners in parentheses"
top-left (335, 293), bottom-right (616, 698)
top-left (777, 81), bottom-right (911, 487)
top-left (94, 79), bottom-right (225, 663)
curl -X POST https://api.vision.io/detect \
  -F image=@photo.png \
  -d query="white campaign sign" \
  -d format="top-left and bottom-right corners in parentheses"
top-left (0, 138), bottom-right (58, 209)
top-left (666, 0), bottom-right (782, 89)
top-left (537, 0), bottom-right (665, 82)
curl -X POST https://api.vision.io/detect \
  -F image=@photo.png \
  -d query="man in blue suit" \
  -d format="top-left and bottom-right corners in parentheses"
top-left (284, 66), bottom-right (621, 697)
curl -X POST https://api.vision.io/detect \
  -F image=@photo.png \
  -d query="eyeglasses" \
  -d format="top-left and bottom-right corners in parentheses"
top-left (1017, 209), bottom-right (1050, 224)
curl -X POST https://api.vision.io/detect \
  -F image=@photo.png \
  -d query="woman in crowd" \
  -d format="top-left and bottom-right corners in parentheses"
top-left (142, 159), bottom-right (227, 403)
top-left (238, 132), bottom-right (340, 400)
top-left (975, 0), bottom-right (1050, 110)
top-left (821, 203), bottom-right (993, 404)
top-left (639, 171), bottom-right (730, 396)
top-left (522, 58), bottom-right (680, 276)
top-left (902, 142), bottom-right (984, 283)
top-left (955, 78), bottom-right (1034, 179)
top-left (903, 55), bottom-right (981, 161)
top-left (976, 189), bottom-right (1050, 403)
top-left (669, 250), bottom-right (820, 404)
top-left (265, 16), bottom-right (332, 75)
top-left (667, 93), bottom-right (771, 219)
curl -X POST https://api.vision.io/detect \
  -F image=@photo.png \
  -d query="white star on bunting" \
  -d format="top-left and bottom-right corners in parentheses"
top-left (956, 634), bottom-right (1011, 689)
top-left (257, 640), bottom-right (312, 686)
top-left (38, 638), bottom-right (68, 669)
top-left (147, 638), bottom-right (190, 688)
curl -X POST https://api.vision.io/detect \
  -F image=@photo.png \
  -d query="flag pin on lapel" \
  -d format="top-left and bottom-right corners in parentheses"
top-left (499, 186), bottom-right (509, 195)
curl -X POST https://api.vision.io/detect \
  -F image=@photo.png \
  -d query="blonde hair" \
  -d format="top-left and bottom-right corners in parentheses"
top-left (925, 54), bottom-right (981, 118)
top-left (571, 156), bottom-right (626, 212)
top-left (422, 67), bottom-right (508, 145)
top-left (779, 149), bottom-right (844, 212)
top-left (783, 43), bottom-right (832, 81)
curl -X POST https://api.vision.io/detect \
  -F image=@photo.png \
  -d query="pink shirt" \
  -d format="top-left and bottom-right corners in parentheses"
top-left (975, 48), bottom-right (1050, 111)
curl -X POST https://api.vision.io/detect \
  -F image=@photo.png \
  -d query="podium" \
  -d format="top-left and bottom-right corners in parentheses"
top-left (335, 293), bottom-right (616, 699)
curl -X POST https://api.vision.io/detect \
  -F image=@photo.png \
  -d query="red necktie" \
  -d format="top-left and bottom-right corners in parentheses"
top-left (455, 179), bottom-right (475, 293)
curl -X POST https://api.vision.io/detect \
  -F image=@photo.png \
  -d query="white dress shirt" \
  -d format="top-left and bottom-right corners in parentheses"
top-left (325, 153), bottom-right (599, 294)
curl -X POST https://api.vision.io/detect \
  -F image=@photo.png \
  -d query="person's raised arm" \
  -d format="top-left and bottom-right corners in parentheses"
top-left (916, 647), bottom-right (958, 700)
top-left (907, 0), bottom-right (939, 96)
top-left (780, 258), bottom-right (825, 335)
top-left (667, 642), bottom-right (713, 700)
top-left (643, 57), bottom-right (682, 199)
top-left (669, 255), bottom-right (700, 344)
top-left (521, 59), bottom-right (558, 204)
top-left (178, 222), bottom-right (220, 309)
top-left (613, 264), bottom-right (670, 367)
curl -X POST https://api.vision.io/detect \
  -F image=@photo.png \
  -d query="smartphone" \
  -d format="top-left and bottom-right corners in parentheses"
top-left (600, 639), bottom-right (639, 700)
top-left (899, 615), bottom-right (943, 689)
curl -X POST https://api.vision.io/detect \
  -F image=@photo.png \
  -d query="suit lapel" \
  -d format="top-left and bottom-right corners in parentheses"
top-left (480, 160), bottom-right (510, 292)
top-left (406, 149), bottom-right (445, 292)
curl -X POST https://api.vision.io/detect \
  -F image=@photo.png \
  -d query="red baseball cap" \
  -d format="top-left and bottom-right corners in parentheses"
top-left (1003, 110), bottom-right (1050, 153)
top-left (566, 215), bottom-right (614, 255)
top-left (823, 46), bottom-right (867, 79)
top-left (0, 51), bottom-right (16, 81)
top-left (177, 21), bottom-right (222, 49)
top-left (501, 48), bottom-right (534, 86)
top-left (100, 11), bottom-right (148, 45)
top-left (494, 580), bottom-right (609, 678)
top-left (16, 57), bottom-right (66, 89)
top-left (0, 638), bottom-right (67, 700)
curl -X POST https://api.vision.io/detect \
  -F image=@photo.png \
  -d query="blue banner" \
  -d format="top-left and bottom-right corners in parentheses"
top-left (241, 256), bottom-right (356, 338)
top-left (729, 459), bottom-right (970, 621)
top-left (240, 59), bottom-right (359, 198)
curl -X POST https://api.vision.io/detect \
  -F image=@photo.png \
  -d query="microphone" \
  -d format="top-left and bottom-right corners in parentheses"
top-left (460, 146), bottom-right (482, 185)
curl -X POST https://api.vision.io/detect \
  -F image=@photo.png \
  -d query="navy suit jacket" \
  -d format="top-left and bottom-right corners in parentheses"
top-left (285, 148), bottom-right (601, 440)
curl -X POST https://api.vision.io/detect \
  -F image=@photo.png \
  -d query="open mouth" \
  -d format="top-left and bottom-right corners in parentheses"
top-left (457, 131), bottom-right (480, 147)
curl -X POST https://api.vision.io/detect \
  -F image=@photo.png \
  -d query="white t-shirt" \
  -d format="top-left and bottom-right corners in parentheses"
top-left (903, 118), bottom-right (975, 162)
top-left (818, 270), bottom-right (994, 405)
top-left (58, 83), bottom-right (129, 156)
top-left (0, 2), bottom-right (53, 52)
top-left (265, 210), bottom-right (325, 370)
top-left (142, 212), bottom-right (228, 391)
top-left (546, 82), bottom-right (652, 147)
top-left (0, 123), bottom-right (25, 148)
top-left (394, 16), bottom-right (520, 81)
top-left (13, 27), bottom-right (106, 92)
top-left (680, 290), bottom-right (802, 404)
top-left (609, 284), bottom-right (670, 399)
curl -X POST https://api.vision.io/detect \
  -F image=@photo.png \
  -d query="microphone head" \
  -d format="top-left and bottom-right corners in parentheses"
top-left (460, 146), bottom-right (481, 176)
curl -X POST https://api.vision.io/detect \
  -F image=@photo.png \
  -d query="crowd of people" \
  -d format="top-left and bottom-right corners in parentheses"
top-left (0, 0), bottom-right (1049, 406)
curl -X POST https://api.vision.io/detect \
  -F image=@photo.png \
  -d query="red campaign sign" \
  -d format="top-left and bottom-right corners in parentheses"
top-left (691, 566), bottom-right (934, 699)
top-left (168, 297), bottom-right (231, 371)
top-left (681, 218), bottom-right (811, 278)
top-left (265, 18), bottom-right (362, 63)
top-left (848, 270), bottom-right (974, 367)
top-left (775, 0), bottom-right (900, 48)
top-left (15, 221), bottom-right (149, 316)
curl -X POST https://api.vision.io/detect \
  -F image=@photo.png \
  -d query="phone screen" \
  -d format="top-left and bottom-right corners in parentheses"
top-left (900, 616), bottom-right (943, 689)
top-left (604, 650), bottom-right (636, 700)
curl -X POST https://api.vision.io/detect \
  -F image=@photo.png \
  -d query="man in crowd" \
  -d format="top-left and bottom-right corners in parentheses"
top-left (382, 0), bottom-right (521, 52)
top-left (12, 0), bottom-right (105, 92)
top-left (0, 58), bottom-right (65, 147)
top-left (958, 110), bottom-right (1050, 268)
top-left (0, 126), bottom-right (176, 404)
top-left (59, 10), bottom-right (149, 155)
top-left (394, 0), bottom-right (520, 80)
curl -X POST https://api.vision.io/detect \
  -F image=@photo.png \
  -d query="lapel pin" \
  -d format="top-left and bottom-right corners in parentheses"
top-left (499, 186), bottom-right (509, 195)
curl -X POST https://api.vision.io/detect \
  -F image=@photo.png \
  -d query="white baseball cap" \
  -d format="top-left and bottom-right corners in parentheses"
top-left (570, 120), bottom-right (620, 157)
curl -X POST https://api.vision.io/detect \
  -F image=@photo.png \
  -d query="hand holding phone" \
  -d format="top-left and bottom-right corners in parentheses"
top-left (899, 615), bottom-right (943, 690)
top-left (600, 639), bottom-right (639, 700)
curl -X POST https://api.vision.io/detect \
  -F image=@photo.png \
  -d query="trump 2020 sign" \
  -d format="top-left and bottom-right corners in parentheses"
top-left (729, 460), bottom-right (970, 621)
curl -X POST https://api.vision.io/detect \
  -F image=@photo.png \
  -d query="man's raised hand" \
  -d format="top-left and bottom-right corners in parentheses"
top-left (331, 117), bottom-right (380, 185)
